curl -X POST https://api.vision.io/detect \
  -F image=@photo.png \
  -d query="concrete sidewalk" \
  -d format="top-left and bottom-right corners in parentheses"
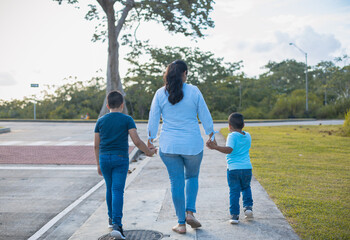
top-left (69, 132), bottom-right (299, 240)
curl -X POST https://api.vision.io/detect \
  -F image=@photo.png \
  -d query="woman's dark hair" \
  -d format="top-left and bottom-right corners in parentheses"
top-left (228, 112), bottom-right (244, 129)
top-left (163, 60), bottom-right (188, 105)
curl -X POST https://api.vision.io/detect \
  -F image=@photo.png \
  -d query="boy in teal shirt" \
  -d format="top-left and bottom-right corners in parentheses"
top-left (207, 112), bottom-right (253, 224)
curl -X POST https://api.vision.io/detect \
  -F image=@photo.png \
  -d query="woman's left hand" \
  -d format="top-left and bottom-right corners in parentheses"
top-left (148, 139), bottom-right (155, 149)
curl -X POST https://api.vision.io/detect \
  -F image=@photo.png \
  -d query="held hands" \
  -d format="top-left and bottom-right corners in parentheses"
top-left (206, 138), bottom-right (217, 150)
top-left (146, 146), bottom-right (157, 157)
top-left (147, 139), bottom-right (158, 156)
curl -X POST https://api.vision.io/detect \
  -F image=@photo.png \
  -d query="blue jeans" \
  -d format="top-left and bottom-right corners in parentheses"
top-left (227, 169), bottom-right (253, 216)
top-left (99, 154), bottom-right (129, 227)
top-left (159, 150), bottom-right (203, 224)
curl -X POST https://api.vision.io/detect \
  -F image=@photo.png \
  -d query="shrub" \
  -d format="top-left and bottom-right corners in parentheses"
top-left (242, 106), bottom-right (264, 119)
top-left (211, 111), bottom-right (228, 120)
top-left (316, 98), bottom-right (350, 119)
top-left (343, 109), bottom-right (350, 137)
top-left (269, 90), bottom-right (322, 118)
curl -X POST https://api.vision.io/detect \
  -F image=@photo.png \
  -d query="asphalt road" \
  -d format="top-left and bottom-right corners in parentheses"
top-left (0, 120), bottom-right (344, 239)
top-left (0, 121), bottom-right (149, 240)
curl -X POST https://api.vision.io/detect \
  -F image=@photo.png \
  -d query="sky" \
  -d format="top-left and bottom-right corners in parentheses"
top-left (0, 0), bottom-right (349, 101)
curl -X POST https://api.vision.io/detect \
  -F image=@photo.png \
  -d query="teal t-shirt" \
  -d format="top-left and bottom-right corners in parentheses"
top-left (226, 131), bottom-right (252, 170)
top-left (94, 112), bottom-right (136, 157)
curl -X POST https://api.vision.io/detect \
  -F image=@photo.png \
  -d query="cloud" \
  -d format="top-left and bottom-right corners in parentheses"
top-left (253, 42), bottom-right (274, 53)
top-left (297, 26), bottom-right (341, 59)
top-left (0, 72), bottom-right (17, 86)
top-left (248, 26), bottom-right (341, 62)
top-left (273, 26), bottom-right (342, 62)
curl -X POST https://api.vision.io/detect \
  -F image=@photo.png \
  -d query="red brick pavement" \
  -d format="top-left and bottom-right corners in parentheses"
top-left (0, 146), bottom-right (135, 165)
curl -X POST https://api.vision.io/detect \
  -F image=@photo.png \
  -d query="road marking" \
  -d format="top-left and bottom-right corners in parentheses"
top-left (85, 142), bottom-right (94, 146)
top-left (0, 141), bottom-right (23, 145)
top-left (28, 179), bottom-right (105, 240)
top-left (0, 166), bottom-right (96, 171)
top-left (55, 141), bottom-right (78, 146)
top-left (0, 141), bottom-right (91, 146)
top-left (60, 137), bottom-right (72, 141)
top-left (26, 141), bottom-right (51, 146)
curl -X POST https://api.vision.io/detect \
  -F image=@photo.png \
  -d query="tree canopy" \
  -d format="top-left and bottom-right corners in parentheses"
top-left (53, 0), bottom-right (215, 116)
top-left (2, 46), bottom-right (348, 120)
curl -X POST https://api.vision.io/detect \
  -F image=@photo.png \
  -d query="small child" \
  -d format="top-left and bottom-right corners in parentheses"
top-left (207, 112), bottom-right (253, 224)
top-left (94, 90), bottom-right (156, 239)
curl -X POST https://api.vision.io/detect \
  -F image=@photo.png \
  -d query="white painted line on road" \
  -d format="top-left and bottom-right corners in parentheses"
top-left (85, 142), bottom-right (94, 146)
top-left (26, 141), bottom-right (51, 146)
top-left (0, 166), bottom-right (96, 171)
top-left (55, 141), bottom-right (78, 146)
top-left (60, 136), bottom-right (72, 141)
top-left (0, 141), bottom-right (23, 145)
top-left (28, 179), bottom-right (105, 240)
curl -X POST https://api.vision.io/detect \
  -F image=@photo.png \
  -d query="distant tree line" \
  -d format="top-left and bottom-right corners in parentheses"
top-left (0, 46), bottom-right (349, 120)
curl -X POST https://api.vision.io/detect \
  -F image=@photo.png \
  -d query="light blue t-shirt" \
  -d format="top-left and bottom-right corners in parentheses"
top-left (147, 83), bottom-right (214, 155)
top-left (226, 131), bottom-right (252, 170)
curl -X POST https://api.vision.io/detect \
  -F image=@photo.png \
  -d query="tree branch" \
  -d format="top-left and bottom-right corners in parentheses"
top-left (115, 0), bottom-right (135, 38)
top-left (96, 0), bottom-right (108, 13)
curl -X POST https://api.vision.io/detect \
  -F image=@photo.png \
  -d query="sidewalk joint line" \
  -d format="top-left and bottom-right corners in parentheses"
top-left (0, 166), bottom-right (96, 170)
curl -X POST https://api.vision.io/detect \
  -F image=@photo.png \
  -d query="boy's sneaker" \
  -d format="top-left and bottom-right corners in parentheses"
top-left (229, 214), bottom-right (239, 224)
top-left (110, 224), bottom-right (126, 239)
top-left (244, 207), bottom-right (253, 219)
top-left (108, 218), bottom-right (113, 229)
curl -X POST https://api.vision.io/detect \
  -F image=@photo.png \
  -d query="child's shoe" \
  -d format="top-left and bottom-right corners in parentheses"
top-left (244, 207), bottom-right (253, 219)
top-left (229, 214), bottom-right (239, 224)
top-left (108, 218), bottom-right (113, 229)
top-left (111, 224), bottom-right (126, 239)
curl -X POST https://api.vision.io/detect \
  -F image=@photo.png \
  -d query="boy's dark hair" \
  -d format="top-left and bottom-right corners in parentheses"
top-left (107, 90), bottom-right (124, 109)
top-left (228, 112), bottom-right (244, 129)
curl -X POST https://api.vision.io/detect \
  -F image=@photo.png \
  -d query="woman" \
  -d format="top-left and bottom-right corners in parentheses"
top-left (147, 60), bottom-right (215, 234)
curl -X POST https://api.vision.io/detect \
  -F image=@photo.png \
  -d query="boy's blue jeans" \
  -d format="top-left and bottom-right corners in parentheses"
top-left (99, 154), bottom-right (129, 227)
top-left (227, 169), bottom-right (253, 216)
top-left (159, 150), bottom-right (203, 224)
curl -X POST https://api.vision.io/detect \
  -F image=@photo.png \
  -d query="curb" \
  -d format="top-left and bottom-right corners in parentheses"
top-left (213, 118), bottom-right (317, 123)
top-left (0, 128), bottom-right (11, 134)
top-left (0, 118), bottom-right (332, 124)
top-left (129, 147), bottom-right (142, 163)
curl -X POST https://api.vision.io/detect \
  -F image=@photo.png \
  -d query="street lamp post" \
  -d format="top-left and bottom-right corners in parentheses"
top-left (235, 80), bottom-right (242, 110)
top-left (30, 83), bottom-right (39, 120)
top-left (289, 43), bottom-right (308, 113)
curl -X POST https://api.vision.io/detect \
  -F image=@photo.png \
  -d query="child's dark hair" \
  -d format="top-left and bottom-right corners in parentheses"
top-left (228, 112), bottom-right (244, 129)
top-left (107, 90), bottom-right (124, 109)
top-left (163, 60), bottom-right (188, 105)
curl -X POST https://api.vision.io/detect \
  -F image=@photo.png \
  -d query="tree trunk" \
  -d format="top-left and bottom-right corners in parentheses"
top-left (98, 0), bottom-right (134, 117)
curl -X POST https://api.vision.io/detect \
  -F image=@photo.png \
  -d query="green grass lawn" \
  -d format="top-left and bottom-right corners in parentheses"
top-left (220, 125), bottom-right (350, 239)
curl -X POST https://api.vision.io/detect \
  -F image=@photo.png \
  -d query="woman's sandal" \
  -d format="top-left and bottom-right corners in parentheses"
top-left (172, 224), bottom-right (186, 234)
top-left (186, 214), bottom-right (202, 228)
